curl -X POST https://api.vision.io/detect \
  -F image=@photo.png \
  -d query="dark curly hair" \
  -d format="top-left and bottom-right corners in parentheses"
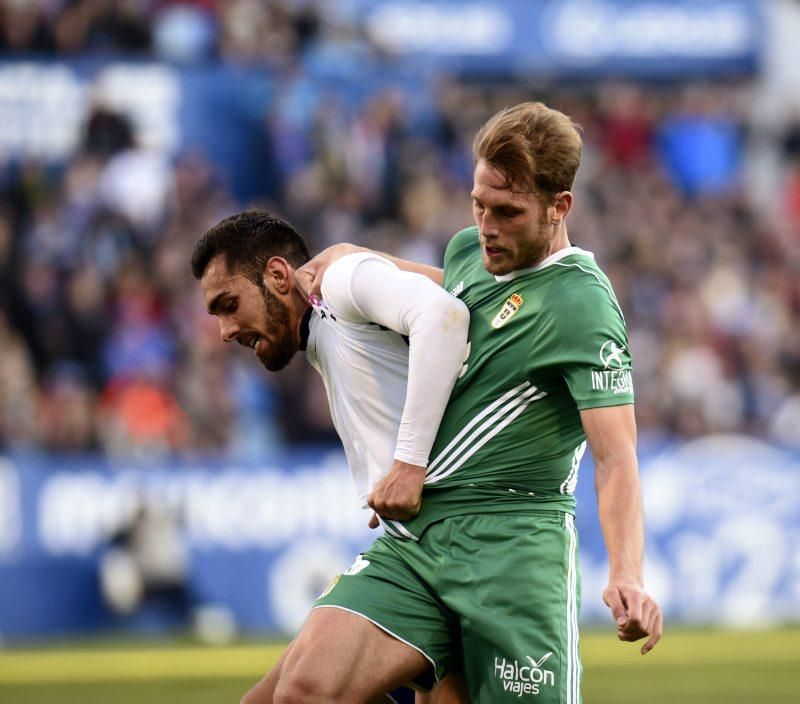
top-left (191, 209), bottom-right (311, 286)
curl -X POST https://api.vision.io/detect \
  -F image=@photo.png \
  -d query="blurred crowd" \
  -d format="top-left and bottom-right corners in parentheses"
top-left (0, 0), bottom-right (362, 66)
top-left (0, 7), bottom-right (799, 460)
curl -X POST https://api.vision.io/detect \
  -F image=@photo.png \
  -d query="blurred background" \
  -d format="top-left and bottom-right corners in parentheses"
top-left (0, 0), bottom-right (798, 701)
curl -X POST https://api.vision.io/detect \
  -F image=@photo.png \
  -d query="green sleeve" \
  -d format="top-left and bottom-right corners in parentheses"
top-left (542, 270), bottom-right (634, 409)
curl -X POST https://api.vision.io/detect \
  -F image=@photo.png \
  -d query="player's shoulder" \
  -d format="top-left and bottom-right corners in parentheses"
top-left (324, 251), bottom-right (396, 283)
top-left (547, 249), bottom-right (611, 293)
top-left (320, 252), bottom-right (395, 322)
top-left (322, 251), bottom-right (396, 296)
top-left (545, 249), bottom-right (624, 321)
top-left (444, 226), bottom-right (480, 264)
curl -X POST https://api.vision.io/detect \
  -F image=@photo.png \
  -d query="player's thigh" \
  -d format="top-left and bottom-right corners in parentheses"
top-left (316, 538), bottom-right (458, 689)
top-left (275, 605), bottom-right (430, 702)
top-left (444, 512), bottom-right (582, 704)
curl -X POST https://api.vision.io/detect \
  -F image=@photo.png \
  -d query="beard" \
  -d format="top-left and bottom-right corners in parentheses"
top-left (513, 231), bottom-right (551, 271)
top-left (485, 212), bottom-right (553, 275)
top-left (257, 287), bottom-right (298, 372)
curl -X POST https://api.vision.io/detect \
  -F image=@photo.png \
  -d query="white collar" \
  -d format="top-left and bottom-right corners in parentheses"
top-left (493, 247), bottom-right (594, 282)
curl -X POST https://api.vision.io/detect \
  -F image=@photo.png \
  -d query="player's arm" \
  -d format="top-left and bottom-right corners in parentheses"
top-left (296, 244), bottom-right (443, 296)
top-left (547, 271), bottom-right (662, 654)
top-left (322, 255), bottom-right (468, 521)
top-left (580, 404), bottom-right (662, 654)
top-left (373, 254), bottom-right (443, 285)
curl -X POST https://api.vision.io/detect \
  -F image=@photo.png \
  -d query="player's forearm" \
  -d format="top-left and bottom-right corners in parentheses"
top-left (373, 253), bottom-right (444, 286)
top-left (595, 456), bottom-right (644, 584)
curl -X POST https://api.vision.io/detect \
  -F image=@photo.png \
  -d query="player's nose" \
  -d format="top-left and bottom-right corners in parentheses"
top-left (219, 318), bottom-right (240, 343)
top-left (481, 225), bottom-right (500, 243)
top-left (480, 214), bottom-right (500, 238)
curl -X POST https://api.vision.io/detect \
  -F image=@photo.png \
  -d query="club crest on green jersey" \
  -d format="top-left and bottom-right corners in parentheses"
top-left (491, 293), bottom-right (524, 329)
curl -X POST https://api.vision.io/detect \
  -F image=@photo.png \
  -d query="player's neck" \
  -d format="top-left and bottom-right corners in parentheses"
top-left (547, 226), bottom-right (570, 258)
top-left (290, 287), bottom-right (311, 336)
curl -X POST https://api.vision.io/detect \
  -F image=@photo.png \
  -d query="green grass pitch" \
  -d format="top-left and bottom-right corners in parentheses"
top-left (0, 628), bottom-right (797, 703)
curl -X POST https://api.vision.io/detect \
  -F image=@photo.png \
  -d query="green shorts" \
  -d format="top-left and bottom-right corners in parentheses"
top-left (314, 510), bottom-right (582, 703)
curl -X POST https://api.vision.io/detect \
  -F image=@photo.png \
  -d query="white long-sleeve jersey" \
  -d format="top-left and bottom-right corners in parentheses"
top-left (303, 252), bottom-right (469, 507)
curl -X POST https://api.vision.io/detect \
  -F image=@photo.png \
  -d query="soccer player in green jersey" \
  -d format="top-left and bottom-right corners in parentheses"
top-left (272, 102), bottom-right (662, 703)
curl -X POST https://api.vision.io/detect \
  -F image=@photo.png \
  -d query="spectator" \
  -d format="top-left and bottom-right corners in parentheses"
top-left (0, 11), bottom-right (796, 457)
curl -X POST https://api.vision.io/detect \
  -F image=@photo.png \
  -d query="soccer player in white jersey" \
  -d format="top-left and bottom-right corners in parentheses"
top-left (191, 210), bottom-right (470, 704)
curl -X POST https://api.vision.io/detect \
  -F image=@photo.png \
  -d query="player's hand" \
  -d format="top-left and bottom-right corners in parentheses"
top-left (368, 460), bottom-right (426, 521)
top-left (602, 581), bottom-right (663, 654)
top-left (295, 243), bottom-right (365, 299)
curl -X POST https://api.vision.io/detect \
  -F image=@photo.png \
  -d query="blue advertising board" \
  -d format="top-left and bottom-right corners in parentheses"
top-left (0, 1), bottom-right (764, 199)
top-left (1, 434), bottom-right (799, 639)
top-left (351, 0), bottom-right (763, 78)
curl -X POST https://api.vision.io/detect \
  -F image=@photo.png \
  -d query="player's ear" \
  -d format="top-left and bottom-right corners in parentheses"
top-left (264, 256), bottom-right (293, 295)
top-left (550, 191), bottom-right (573, 225)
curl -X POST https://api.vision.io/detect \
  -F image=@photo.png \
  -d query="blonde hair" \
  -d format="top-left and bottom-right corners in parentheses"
top-left (473, 102), bottom-right (583, 202)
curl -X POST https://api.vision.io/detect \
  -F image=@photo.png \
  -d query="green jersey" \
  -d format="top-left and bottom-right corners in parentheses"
top-left (390, 226), bottom-right (634, 541)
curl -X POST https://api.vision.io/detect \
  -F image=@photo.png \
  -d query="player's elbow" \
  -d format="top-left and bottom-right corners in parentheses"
top-left (593, 456), bottom-right (641, 501)
top-left (439, 297), bottom-right (470, 340)
top-left (406, 294), bottom-right (469, 350)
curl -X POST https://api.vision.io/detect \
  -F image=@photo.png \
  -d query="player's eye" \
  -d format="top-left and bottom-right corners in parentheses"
top-left (224, 299), bottom-right (237, 314)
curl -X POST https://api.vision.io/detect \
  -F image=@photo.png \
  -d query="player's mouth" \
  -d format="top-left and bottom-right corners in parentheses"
top-left (239, 334), bottom-right (264, 356)
top-left (484, 245), bottom-right (504, 258)
top-left (253, 337), bottom-right (265, 357)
